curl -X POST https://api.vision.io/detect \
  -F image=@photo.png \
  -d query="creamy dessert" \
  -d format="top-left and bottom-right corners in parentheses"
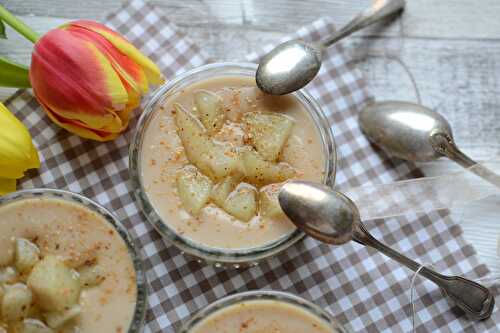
top-left (0, 197), bottom-right (137, 333)
top-left (140, 76), bottom-right (325, 250)
top-left (189, 299), bottom-right (336, 333)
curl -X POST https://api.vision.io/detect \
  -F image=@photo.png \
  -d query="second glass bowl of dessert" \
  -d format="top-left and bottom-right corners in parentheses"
top-left (130, 62), bottom-right (336, 265)
top-left (179, 290), bottom-right (350, 333)
top-left (0, 189), bottom-right (146, 333)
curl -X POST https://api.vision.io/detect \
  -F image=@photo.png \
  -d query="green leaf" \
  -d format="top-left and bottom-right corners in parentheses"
top-left (0, 56), bottom-right (31, 88)
top-left (0, 19), bottom-right (5, 39)
top-left (0, 5), bottom-right (38, 43)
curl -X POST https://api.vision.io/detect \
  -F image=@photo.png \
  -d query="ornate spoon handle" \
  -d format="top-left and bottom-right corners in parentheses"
top-left (323, 0), bottom-right (406, 47)
top-left (353, 222), bottom-right (495, 320)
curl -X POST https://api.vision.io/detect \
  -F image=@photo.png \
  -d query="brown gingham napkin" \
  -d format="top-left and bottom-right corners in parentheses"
top-left (5, 0), bottom-right (500, 331)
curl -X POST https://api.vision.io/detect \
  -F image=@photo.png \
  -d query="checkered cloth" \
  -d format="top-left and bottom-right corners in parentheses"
top-left (4, 0), bottom-right (499, 331)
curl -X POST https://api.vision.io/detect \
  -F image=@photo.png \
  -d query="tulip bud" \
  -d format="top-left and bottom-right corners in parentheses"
top-left (0, 102), bottom-right (40, 194)
top-left (30, 20), bottom-right (164, 141)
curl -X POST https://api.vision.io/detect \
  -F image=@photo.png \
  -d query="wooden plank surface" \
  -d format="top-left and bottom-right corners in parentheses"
top-left (4, 0), bottom-right (500, 38)
top-left (1, 0), bottom-right (500, 275)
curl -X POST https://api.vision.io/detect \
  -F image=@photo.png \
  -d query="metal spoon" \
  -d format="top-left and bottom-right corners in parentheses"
top-left (279, 181), bottom-right (495, 320)
top-left (256, 0), bottom-right (406, 95)
top-left (359, 101), bottom-right (500, 188)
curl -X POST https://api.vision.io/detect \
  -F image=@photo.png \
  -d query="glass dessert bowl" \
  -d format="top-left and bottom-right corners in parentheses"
top-left (130, 62), bottom-right (336, 265)
top-left (0, 189), bottom-right (146, 333)
top-left (179, 290), bottom-right (350, 333)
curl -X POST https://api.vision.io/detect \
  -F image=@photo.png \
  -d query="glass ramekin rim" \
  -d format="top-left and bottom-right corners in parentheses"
top-left (0, 188), bottom-right (147, 333)
top-left (130, 61), bottom-right (337, 265)
top-left (178, 289), bottom-right (350, 333)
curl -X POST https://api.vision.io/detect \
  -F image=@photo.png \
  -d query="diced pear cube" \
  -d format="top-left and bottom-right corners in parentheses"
top-left (241, 147), bottom-right (296, 187)
top-left (1, 283), bottom-right (32, 322)
top-left (15, 238), bottom-right (40, 274)
top-left (0, 266), bottom-right (18, 285)
top-left (194, 90), bottom-right (225, 134)
top-left (174, 103), bottom-right (213, 176)
top-left (213, 122), bottom-right (245, 147)
top-left (0, 326), bottom-right (6, 333)
top-left (15, 319), bottom-right (54, 333)
top-left (243, 112), bottom-right (294, 161)
top-left (259, 183), bottom-right (287, 219)
top-left (78, 264), bottom-right (105, 288)
top-left (176, 165), bottom-right (213, 216)
top-left (210, 176), bottom-right (241, 207)
top-left (207, 143), bottom-right (245, 180)
top-left (216, 87), bottom-right (244, 122)
top-left (44, 305), bottom-right (81, 329)
top-left (27, 256), bottom-right (81, 312)
top-left (175, 104), bottom-right (244, 180)
top-left (223, 184), bottom-right (258, 222)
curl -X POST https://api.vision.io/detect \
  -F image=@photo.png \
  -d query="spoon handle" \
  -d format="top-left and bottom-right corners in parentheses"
top-left (431, 132), bottom-right (500, 189)
top-left (353, 223), bottom-right (494, 320)
top-left (323, 0), bottom-right (406, 47)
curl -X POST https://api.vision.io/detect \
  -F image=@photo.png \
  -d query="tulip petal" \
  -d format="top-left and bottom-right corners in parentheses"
top-left (29, 143), bottom-right (41, 169)
top-left (114, 83), bottom-right (140, 131)
top-left (116, 102), bottom-right (138, 131)
top-left (123, 79), bottom-right (141, 111)
top-left (0, 163), bottom-right (28, 179)
top-left (41, 101), bottom-right (120, 142)
top-left (68, 20), bottom-right (164, 85)
top-left (36, 94), bottom-right (124, 134)
top-left (88, 42), bottom-right (130, 109)
top-left (0, 178), bottom-right (16, 195)
top-left (30, 29), bottom-right (128, 132)
top-left (0, 103), bottom-right (40, 179)
top-left (65, 25), bottom-right (149, 96)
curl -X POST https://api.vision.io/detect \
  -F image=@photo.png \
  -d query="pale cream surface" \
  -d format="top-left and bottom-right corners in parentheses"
top-left (141, 76), bottom-right (325, 250)
top-left (189, 300), bottom-right (336, 333)
top-left (0, 198), bottom-right (137, 333)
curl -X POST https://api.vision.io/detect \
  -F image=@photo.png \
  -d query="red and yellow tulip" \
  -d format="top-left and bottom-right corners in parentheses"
top-left (0, 102), bottom-right (40, 194)
top-left (30, 20), bottom-right (164, 141)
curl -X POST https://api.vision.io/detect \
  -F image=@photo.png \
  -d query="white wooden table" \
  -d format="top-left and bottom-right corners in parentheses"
top-left (2, 0), bottom-right (500, 275)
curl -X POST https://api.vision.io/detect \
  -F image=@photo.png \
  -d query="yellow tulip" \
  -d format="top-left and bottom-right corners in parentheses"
top-left (0, 102), bottom-right (40, 194)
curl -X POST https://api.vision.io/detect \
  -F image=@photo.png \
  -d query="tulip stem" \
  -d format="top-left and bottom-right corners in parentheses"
top-left (0, 5), bottom-right (39, 43)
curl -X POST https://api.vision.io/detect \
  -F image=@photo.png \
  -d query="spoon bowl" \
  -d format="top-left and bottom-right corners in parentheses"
top-left (359, 101), bottom-right (453, 162)
top-left (256, 40), bottom-right (323, 96)
top-left (278, 181), bottom-right (354, 245)
top-left (360, 100), bottom-right (500, 188)
top-left (257, 0), bottom-right (406, 95)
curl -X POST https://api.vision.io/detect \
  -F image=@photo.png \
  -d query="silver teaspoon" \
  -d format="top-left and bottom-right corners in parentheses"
top-left (359, 101), bottom-right (500, 188)
top-left (256, 0), bottom-right (405, 95)
top-left (279, 181), bottom-right (495, 321)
